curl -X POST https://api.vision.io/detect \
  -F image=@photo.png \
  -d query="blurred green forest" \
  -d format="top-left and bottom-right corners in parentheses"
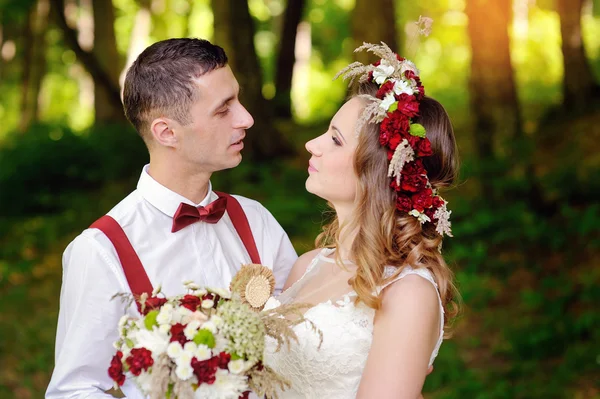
top-left (0, 0), bottom-right (599, 397)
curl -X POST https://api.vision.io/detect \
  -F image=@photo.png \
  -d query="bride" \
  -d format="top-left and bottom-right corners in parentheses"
top-left (263, 43), bottom-right (460, 399)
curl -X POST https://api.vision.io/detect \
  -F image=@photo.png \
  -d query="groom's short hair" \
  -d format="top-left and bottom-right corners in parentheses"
top-left (123, 38), bottom-right (228, 142)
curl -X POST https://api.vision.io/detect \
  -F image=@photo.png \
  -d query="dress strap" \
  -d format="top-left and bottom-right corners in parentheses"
top-left (90, 215), bottom-right (153, 313)
top-left (214, 192), bottom-right (261, 264)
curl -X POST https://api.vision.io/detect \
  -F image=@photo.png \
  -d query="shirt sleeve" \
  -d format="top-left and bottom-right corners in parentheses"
top-left (259, 206), bottom-right (298, 296)
top-left (46, 232), bottom-right (133, 399)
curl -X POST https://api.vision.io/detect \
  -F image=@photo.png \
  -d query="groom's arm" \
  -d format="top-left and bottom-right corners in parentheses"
top-left (46, 232), bottom-right (130, 399)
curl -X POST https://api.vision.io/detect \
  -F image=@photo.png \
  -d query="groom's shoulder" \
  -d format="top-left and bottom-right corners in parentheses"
top-left (229, 194), bottom-right (270, 216)
top-left (228, 193), bottom-right (285, 230)
top-left (72, 190), bottom-right (143, 244)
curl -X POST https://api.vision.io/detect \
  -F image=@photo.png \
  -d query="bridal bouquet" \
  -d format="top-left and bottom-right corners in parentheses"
top-left (107, 264), bottom-right (317, 399)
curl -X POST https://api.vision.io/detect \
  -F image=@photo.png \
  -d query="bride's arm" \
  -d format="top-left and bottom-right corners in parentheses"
top-left (357, 274), bottom-right (441, 399)
top-left (281, 248), bottom-right (321, 291)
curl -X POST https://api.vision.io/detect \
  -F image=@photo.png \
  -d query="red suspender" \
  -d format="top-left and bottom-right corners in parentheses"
top-left (90, 192), bottom-right (262, 307)
top-left (214, 191), bottom-right (262, 264)
top-left (89, 216), bottom-right (153, 312)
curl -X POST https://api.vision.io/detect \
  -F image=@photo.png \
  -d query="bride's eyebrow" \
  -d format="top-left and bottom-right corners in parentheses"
top-left (331, 125), bottom-right (346, 143)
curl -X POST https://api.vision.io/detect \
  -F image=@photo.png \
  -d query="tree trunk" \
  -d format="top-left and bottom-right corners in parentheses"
top-left (273, 0), bottom-right (305, 118)
top-left (19, 0), bottom-right (49, 132)
top-left (466, 0), bottom-right (522, 200)
top-left (92, 0), bottom-right (126, 124)
top-left (212, 0), bottom-right (293, 160)
top-left (351, 0), bottom-right (398, 64)
top-left (49, 0), bottom-right (122, 116)
top-left (557, 0), bottom-right (600, 112)
top-left (466, 0), bottom-right (521, 159)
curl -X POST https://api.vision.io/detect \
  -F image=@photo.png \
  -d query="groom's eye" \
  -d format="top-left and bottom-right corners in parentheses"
top-left (217, 107), bottom-right (230, 117)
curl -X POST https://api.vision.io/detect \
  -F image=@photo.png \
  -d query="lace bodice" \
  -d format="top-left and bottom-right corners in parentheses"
top-left (263, 248), bottom-right (444, 399)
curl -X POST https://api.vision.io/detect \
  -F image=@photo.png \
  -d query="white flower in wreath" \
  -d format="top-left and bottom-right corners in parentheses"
top-left (391, 78), bottom-right (415, 95)
top-left (409, 209), bottom-right (432, 224)
top-left (379, 92), bottom-right (397, 112)
top-left (373, 59), bottom-right (395, 84)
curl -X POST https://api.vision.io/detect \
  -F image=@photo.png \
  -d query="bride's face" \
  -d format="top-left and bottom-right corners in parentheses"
top-left (305, 97), bottom-right (362, 205)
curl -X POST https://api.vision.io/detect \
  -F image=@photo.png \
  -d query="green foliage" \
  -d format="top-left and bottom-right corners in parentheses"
top-left (0, 123), bottom-right (147, 216)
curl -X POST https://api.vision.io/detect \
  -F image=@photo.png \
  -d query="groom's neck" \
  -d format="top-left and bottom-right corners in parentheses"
top-left (148, 157), bottom-right (212, 204)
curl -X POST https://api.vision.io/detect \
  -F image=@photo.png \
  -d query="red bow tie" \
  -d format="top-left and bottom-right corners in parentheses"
top-left (171, 197), bottom-right (228, 233)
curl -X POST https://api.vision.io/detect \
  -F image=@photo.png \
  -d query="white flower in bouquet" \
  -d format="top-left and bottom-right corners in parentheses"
top-left (156, 303), bottom-right (173, 325)
top-left (108, 266), bottom-right (320, 399)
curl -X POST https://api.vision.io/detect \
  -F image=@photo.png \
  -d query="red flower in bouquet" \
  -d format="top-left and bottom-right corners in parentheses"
top-left (108, 351), bottom-right (125, 386)
top-left (170, 323), bottom-right (188, 346)
top-left (139, 296), bottom-right (168, 315)
top-left (126, 348), bottom-right (154, 376)
top-left (217, 351), bottom-right (232, 369)
top-left (180, 294), bottom-right (202, 311)
top-left (191, 356), bottom-right (219, 384)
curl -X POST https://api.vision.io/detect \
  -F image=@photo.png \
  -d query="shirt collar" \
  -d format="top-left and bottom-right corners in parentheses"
top-left (136, 164), bottom-right (215, 218)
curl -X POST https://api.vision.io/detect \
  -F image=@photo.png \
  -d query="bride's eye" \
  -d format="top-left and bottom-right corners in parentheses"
top-left (332, 136), bottom-right (342, 146)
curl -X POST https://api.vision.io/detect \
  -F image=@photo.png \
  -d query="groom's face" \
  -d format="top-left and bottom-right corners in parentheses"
top-left (175, 66), bottom-right (254, 172)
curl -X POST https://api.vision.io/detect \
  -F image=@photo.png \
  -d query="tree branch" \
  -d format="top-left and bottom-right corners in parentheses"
top-left (49, 0), bottom-right (122, 107)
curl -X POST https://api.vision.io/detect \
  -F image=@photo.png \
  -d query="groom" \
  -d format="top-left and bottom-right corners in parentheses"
top-left (46, 38), bottom-right (297, 398)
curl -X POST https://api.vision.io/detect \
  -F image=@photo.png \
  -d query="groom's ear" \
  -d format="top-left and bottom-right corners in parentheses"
top-left (150, 117), bottom-right (178, 148)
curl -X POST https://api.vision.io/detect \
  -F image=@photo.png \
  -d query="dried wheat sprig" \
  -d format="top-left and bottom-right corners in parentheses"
top-left (149, 354), bottom-right (174, 399)
top-left (261, 303), bottom-right (323, 352)
top-left (247, 363), bottom-right (291, 399)
top-left (355, 42), bottom-right (403, 73)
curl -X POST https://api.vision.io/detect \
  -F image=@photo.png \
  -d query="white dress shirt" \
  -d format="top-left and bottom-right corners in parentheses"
top-left (46, 166), bottom-right (298, 399)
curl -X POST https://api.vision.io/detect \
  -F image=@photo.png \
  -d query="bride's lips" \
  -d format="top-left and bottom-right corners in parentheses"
top-left (308, 161), bottom-right (318, 173)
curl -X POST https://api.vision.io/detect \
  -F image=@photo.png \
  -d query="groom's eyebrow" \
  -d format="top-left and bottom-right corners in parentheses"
top-left (332, 125), bottom-right (346, 143)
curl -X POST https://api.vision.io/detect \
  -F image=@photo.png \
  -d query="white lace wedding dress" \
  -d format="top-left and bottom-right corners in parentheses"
top-left (263, 248), bottom-right (444, 399)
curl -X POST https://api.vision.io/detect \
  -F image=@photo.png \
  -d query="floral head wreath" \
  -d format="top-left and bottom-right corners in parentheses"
top-left (334, 41), bottom-right (452, 237)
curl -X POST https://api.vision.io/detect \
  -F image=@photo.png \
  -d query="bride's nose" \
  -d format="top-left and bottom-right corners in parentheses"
top-left (305, 137), bottom-right (321, 156)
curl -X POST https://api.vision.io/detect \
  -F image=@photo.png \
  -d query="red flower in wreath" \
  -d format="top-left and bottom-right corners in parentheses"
top-left (376, 80), bottom-right (396, 99)
top-left (401, 175), bottom-right (428, 193)
top-left (396, 93), bottom-right (420, 118)
top-left (415, 137), bottom-right (433, 157)
top-left (396, 194), bottom-right (413, 212)
top-left (411, 188), bottom-right (434, 212)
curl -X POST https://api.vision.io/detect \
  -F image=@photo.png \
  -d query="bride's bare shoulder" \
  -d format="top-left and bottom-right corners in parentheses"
top-left (282, 248), bottom-right (323, 291)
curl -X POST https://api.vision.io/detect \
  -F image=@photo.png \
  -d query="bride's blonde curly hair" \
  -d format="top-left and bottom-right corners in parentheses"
top-left (315, 81), bottom-right (460, 333)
